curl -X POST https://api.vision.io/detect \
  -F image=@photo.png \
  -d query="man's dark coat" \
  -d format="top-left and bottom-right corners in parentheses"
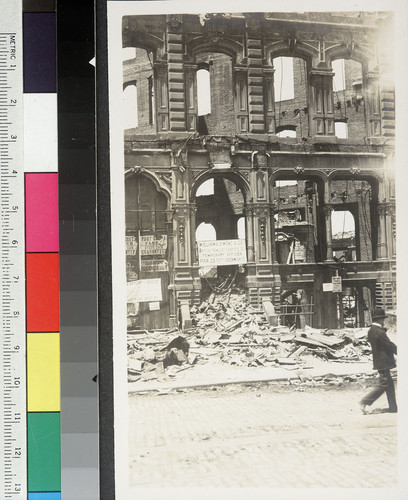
top-left (367, 324), bottom-right (397, 370)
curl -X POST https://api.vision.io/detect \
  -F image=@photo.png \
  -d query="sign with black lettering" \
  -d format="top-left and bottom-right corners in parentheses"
top-left (197, 239), bottom-right (247, 267)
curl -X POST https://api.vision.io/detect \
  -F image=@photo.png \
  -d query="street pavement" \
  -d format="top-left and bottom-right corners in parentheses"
top-left (128, 382), bottom-right (398, 489)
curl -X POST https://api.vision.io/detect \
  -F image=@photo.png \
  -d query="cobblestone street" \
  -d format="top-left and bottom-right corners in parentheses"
top-left (128, 382), bottom-right (398, 489)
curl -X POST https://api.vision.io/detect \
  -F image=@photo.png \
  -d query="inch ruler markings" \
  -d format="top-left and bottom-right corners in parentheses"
top-left (0, 1), bottom-right (27, 499)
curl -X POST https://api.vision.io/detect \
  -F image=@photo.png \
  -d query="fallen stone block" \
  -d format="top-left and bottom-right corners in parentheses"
top-left (263, 300), bottom-right (278, 326)
top-left (128, 359), bottom-right (143, 372)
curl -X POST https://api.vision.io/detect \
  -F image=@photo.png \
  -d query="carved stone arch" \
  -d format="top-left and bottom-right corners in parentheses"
top-left (265, 41), bottom-right (315, 68)
top-left (125, 168), bottom-right (171, 200)
top-left (328, 169), bottom-right (383, 183)
top-left (325, 45), bottom-right (372, 74)
top-left (328, 169), bottom-right (383, 198)
top-left (122, 32), bottom-right (164, 61)
top-left (188, 35), bottom-right (244, 65)
top-left (191, 170), bottom-right (250, 201)
top-left (270, 168), bottom-right (328, 184)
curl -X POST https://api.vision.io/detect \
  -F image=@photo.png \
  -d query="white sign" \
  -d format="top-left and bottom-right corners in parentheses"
top-left (148, 302), bottom-right (160, 311)
top-left (197, 239), bottom-right (247, 267)
top-left (323, 283), bottom-right (333, 292)
top-left (125, 235), bottom-right (138, 255)
top-left (140, 234), bottom-right (167, 256)
top-left (127, 278), bottom-right (162, 303)
top-left (140, 259), bottom-right (168, 273)
top-left (332, 275), bottom-right (342, 293)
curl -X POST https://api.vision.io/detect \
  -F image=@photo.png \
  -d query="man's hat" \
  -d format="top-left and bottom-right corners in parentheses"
top-left (372, 308), bottom-right (387, 320)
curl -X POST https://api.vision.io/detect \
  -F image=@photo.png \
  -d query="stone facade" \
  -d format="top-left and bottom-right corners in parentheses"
top-left (122, 11), bottom-right (396, 329)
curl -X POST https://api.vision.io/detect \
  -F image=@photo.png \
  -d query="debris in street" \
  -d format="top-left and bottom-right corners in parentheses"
top-left (127, 288), bottom-right (377, 383)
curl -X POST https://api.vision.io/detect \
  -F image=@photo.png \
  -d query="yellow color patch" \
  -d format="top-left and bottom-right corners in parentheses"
top-left (27, 332), bottom-right (60, 412)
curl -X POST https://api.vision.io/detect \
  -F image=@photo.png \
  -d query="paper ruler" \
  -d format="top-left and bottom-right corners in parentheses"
top-left (0, 0), bottom-right (26, 498)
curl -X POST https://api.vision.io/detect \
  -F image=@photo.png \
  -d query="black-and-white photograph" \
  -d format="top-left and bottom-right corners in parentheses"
top-left (107, 2), bottom-right (406, 497)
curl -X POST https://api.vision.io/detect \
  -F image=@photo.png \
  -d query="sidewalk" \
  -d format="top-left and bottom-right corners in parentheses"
top-left (128, 357), bottom-right (375, 393)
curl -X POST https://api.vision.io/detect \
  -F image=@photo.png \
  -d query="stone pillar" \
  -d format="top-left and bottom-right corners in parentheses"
top-left (190, 202), bottom-right (198, 264)
top-left (377, 202), bottom-right (389, 260)
top-left (270, 203), bottom-right (278, 264)
top-left (309, 68), bottom-right (335, 138)
top-left (244, 204), bottom-right (255, 263)
top-left (234, 68), bottom-right (249, 133)
top-left (185, 63), bottom-right (198, 132)
top-left (323, 203), bottom-right (334, 262)
top-left (364, 71), bottom-right (381, 138)
top-left (166, 15), bottom-right (187, 132)
top-left (246, 17), bottom-right (265, 134)
top-left (263, 66), bottom-right (276, 134)
top-left (155, 62), bottom-right (169, 132)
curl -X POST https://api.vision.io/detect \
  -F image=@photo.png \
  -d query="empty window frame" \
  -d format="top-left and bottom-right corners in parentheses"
top-left (335, 120), bottom-right (348, 138)
top-left (197, 67), bottom-right (211, 116)
top-left (273, 57), bottom-right (295, 102)
top-left (123, 81), bottom-right (138, 129)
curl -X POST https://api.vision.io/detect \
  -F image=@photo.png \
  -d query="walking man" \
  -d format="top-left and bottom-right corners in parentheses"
top-left (360, 308), bottom-right (397, 414)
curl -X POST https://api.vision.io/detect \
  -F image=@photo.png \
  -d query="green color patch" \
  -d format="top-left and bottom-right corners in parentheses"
top-left (28, 412), bottom-right (61, 492)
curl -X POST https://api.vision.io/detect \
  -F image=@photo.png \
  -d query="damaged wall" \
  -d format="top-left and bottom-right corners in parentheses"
top-left (122, 12), bottom-right (396, 330)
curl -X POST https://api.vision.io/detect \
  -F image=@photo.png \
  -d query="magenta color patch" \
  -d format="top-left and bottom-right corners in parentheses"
top-left (25, 173), bottom-right (59, 252)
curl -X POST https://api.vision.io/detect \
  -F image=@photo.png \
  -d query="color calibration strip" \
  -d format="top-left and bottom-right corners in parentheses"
top-left (24, 6), bottom-right (60, 499)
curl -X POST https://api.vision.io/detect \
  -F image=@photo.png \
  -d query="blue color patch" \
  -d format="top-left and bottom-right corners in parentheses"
top-left (23, 13), bottom-right (56, 92)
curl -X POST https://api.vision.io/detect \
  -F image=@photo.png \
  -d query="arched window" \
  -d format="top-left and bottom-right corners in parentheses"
top-left (196, 178), bottom-right (214, 196)
top-left (237, 217), bottom-right (246, 239)
top-left (197, 67), bottom-right (211, 116)
top-left (332, 59), bottom-right (346, 92)
top-left (196, 222), bottom-right (216, 242)
top-left (273, 57), bottom-right (294, 102)
top-left (123, 82), bottom-right (138, 129)
top-left (331, 210), bottom-right (356, 261)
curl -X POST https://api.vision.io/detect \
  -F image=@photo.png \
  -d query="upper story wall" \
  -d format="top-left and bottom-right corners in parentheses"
top-left (122, 12), bottom-right (394, 144)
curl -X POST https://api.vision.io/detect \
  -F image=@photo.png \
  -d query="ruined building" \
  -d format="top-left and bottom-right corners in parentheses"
top-left (122, 12), bottom-right (396, 330)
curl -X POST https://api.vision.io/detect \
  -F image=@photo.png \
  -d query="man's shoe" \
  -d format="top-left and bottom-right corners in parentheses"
top-left (360, 403), bottom-right (370, 414)
top-left (387, 407), bottom-right (398, 413)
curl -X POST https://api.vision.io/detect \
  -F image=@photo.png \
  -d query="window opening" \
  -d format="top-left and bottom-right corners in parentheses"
top-left (197, 68), bottom-right (211, 116)
top-left (334, 120), bottom-right (348, 138)
top-left (122, 47), bottom-right (136, 61)
top-left (196, 222), bottom-right (217, 278)
top-left (332, 59), bottom-right (346, 91)
top-left (123, 83), bottom-right (138, 129)
top-left (196, 178), bottom-right (214, 197)
top-left (237, 217), bottom-right (246, 239)
top-left (274, 180), bottom-right (314, 263)
top-left (332, 209), bottom-right (356, 262)
top-left (273, 57), bottom-right (294, 102)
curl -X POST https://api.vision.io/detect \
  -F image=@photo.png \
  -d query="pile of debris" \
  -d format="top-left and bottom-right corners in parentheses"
top-left (127, 289), bottom-right (372, 383)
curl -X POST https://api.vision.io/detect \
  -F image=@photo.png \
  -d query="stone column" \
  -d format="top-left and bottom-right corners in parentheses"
top-left (364, 71), bottom-right (381, 138)
top-left (166, 15), bottom-right (187, 132)
top-left (155, 62), bottom-right (169, 132)
top-left (190, 202), bottom-right (198, 264)
top-left (185, 63), bottom-right (198, 132)
top-left (377, 202), bottom-right (389, 260)
top-left (234, 68), bottom-right (249, 133)
top-left (323, 203), bottom-right (334, 262)
top-left (246, 17), bottom-right (265, 134)
top-left (245, 204), bottom-right (255, 263)
top-left (270, 203), bottom-right (278, 264)
top-left (263, 66), bottom-right (276, 134)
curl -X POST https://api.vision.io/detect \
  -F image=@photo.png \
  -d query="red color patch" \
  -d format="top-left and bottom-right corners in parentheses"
top-left (26, 253), bottom-right (59, 332)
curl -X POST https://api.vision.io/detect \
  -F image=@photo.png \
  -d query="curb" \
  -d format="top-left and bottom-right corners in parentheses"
top-left (128, 370), bottom-right (377, 394)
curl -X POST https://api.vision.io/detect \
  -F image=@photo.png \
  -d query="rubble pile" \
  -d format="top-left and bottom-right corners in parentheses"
top-left (127, 288), bottom-right (373, 383)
